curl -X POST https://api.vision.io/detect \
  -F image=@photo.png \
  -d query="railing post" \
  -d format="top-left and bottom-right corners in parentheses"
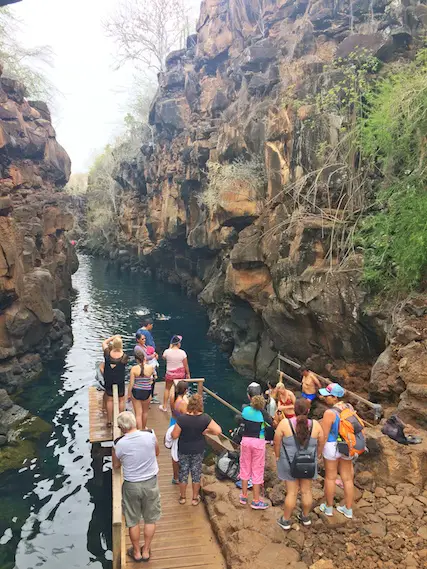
top-left (112, 384), bottom-right (123, 569)
top-left (197, 379), bottom-right (204, 397)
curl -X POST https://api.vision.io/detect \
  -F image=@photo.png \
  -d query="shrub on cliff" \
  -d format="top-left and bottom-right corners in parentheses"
top-left (200, 156), bottom-right (267, 211)
top-left (358, 50), bottom-right (427, 294)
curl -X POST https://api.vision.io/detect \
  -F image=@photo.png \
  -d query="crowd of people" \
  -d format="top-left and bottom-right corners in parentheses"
top-left (239, 377), bottom-right (364, 528)
top-left (100, 318), bottom-right (365, 562)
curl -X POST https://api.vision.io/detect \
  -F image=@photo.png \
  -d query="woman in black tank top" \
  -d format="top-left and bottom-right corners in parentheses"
top-left (101, 335), bottom-right (128, 427)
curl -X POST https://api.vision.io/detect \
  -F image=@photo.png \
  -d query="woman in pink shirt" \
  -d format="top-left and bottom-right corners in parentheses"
top-left (160, 335), bottom-right (190, 412)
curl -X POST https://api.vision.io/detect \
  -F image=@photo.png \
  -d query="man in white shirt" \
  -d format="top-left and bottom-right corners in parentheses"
top-left (112, 411), bottom-right (161, 562)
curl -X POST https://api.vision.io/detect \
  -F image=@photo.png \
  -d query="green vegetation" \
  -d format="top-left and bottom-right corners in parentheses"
top-left (0, 416), bottom-right (51, 474)
top-left (358, 50), bottom-right (427, 294)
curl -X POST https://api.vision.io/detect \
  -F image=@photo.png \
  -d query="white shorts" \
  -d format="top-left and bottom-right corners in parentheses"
top-left (323, 441), bottom-right (353, 461)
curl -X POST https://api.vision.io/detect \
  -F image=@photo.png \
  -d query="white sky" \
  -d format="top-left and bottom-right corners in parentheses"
top-left (12, 0), bottom-right (201, 173)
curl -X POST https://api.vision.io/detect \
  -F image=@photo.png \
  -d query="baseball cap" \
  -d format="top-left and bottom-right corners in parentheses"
top-left (319, 383), bottom-right (345, 398)
top-left (247, 382), bottom-right (262, 397)
top-left (171, 335), bottom-right (183, 345)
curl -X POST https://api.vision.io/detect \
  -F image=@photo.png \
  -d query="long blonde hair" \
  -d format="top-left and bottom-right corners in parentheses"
top-left (112, 336), bottom-right (123, 351)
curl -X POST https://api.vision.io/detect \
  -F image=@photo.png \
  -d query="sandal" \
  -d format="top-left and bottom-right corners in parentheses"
top-left (179, 496), bottom-right (186, 505)
top-left (192, 496), bottom-right (201, 506)
top-left (127, 547), bottom-right (143, 563)
top-left (141, 546), bottom-right (151, 563)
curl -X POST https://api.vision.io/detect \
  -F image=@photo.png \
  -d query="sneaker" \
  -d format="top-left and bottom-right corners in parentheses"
top-left (250, 500), bottom-right (269, 510)
top-left (151, 397), bottom-right (160, 404)
top-left (297, 513), bottom-right (312, 526)
top-left (319, 503), bottom-right (333, 517)
top-left (239, 494), bottom-right (248, 506)
top-left (277, 516), bottom-right (291, 530)
top-left (337, 505), bottom-right (353, 519)
top-left (159, 405), bottom-right (167, 412)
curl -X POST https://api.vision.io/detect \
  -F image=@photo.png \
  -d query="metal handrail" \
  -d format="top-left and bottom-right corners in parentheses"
top-left (278, 353), bottom-right (383, 421)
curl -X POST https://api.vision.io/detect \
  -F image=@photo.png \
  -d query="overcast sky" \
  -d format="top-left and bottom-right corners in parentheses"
top-left (12, 0), bottom-right (201, 173)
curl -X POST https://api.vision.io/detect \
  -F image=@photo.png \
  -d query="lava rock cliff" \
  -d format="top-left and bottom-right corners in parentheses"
top-left (110, 0), bottom-right (427, 424)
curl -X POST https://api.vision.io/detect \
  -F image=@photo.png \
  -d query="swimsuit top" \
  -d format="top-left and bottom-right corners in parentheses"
top-left (278, 395), bottom-right (295, 418)
top-left (133, 365), bottom-right (153, 390)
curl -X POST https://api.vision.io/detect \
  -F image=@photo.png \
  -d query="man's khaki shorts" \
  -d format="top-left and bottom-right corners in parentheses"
top-left (122, 476), bottom-right (162, 528)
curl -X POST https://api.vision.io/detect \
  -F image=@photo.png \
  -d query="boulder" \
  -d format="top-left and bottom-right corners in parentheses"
top-left (20, 269), bottom-right (55, 324)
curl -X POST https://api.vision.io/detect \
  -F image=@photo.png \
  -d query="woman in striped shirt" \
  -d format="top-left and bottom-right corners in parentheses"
top-left (128, 352), bottom-right (154, 430)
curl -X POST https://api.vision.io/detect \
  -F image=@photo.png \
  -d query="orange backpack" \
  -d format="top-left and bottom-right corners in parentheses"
top-left (334, 407), bottom-right (366, 457)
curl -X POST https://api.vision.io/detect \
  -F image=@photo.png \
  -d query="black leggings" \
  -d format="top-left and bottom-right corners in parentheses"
top-left (151, 377), bottom-right (156, 397)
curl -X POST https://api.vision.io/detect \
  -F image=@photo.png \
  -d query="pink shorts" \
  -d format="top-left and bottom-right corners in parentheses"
top-left (239, 437), bottom-right (266, 485)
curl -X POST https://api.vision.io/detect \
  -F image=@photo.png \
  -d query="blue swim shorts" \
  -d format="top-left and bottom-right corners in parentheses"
top-left (301, 392), bottom-right (317, 401)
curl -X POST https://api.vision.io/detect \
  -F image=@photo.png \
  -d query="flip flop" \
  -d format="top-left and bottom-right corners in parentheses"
top-left (141, 546), bottom-right (151, 563)
top-left (127, 547), bottom-right (144, 563)
top-left (192, 496), bottom-right (201, 506)
top-left (406, 435), bottom-right (422, 444)
top-left (179, 496), bottom-right (186, 505)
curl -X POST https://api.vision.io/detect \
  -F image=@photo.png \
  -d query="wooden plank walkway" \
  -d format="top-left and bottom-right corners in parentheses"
top-left (89, 386), bottom-right (112, 443)
top-left (88, 382), bottom-right (226, 569)
top-left (124, 383), bottom-right (226, 569)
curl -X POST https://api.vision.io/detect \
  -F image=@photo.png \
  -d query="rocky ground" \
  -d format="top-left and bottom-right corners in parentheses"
top-left (202, 440), bottom-right (427, 569)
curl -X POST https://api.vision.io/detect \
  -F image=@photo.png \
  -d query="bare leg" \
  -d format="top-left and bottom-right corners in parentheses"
top-left (179, 482), bottom-right (187, 501)
top-left (283, 480), bottom-right (299, 520)
top-left (132, 398), bottom-right (143, 430)
top-left (119, 396), bottom-right (125, 413)
top-left (129, 524), bottom-right (142, 560)
top-left (324, 459), bottom-right (338, 507)
top-left (106, 395), bottom-right (113, 425)
top-left (141, 398), bottom-right (151, 429)
top-left (142, 523), bottom-right (156, 560)
top-left (172, 460), bottom-right (179, 481)
top-left (300, 479), bottom-right (313, 516)
top-left (338, 459), bottom-right (354, 509)
top-left (192, 483), bottom-right (201, 501)
top-left (241, 479), bottom-right (248, 497)
top-left (253, 483), bottom-right (261, 502)
top-left (163, 381), bottom-right (172, 410)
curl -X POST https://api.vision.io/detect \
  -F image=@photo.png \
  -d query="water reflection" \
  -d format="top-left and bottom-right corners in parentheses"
top-left (0, 255), bottom-right (246, 568)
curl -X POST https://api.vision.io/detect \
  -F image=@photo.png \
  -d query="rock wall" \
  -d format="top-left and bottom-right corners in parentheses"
top-left (110, 0), bottom-right (427, 400)
top-left (0, 70), bottom-right (77, 409)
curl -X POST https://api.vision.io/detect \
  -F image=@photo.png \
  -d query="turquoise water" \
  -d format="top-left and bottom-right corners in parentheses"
top-left (0, 254), bottom-right (247, 569)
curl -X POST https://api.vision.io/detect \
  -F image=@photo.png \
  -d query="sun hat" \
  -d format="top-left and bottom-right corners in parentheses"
top-left (319, 383), bottom-right (345, 398)
top-left (146, 346), bottom-right (155, 355)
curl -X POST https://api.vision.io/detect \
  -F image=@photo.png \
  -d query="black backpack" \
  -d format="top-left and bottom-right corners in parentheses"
top-left (215, 451), bottom-right (240, 482)
top-left (381, 414), bottom-right (408, 445)
top-left (283, 420), bottom-right (316, 479)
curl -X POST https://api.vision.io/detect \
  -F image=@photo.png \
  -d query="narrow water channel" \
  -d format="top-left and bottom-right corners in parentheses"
top-left (0, 254), bottom-right (247, 569)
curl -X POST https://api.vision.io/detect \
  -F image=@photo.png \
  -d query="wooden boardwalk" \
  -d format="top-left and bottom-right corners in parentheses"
top-left (88, 386), bottom-right (112, 443)
top-left (89, 382), bottom-right (226, 569)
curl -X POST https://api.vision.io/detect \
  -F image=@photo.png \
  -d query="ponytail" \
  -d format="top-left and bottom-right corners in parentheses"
top-left (294, 398), bottom-right (310, 445)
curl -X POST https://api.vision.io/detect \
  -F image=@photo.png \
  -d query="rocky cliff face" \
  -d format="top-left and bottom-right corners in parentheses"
top-left (111, 0), bottom-right (427, 418)
top-left (0, 69), bottom-right (77, 416)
